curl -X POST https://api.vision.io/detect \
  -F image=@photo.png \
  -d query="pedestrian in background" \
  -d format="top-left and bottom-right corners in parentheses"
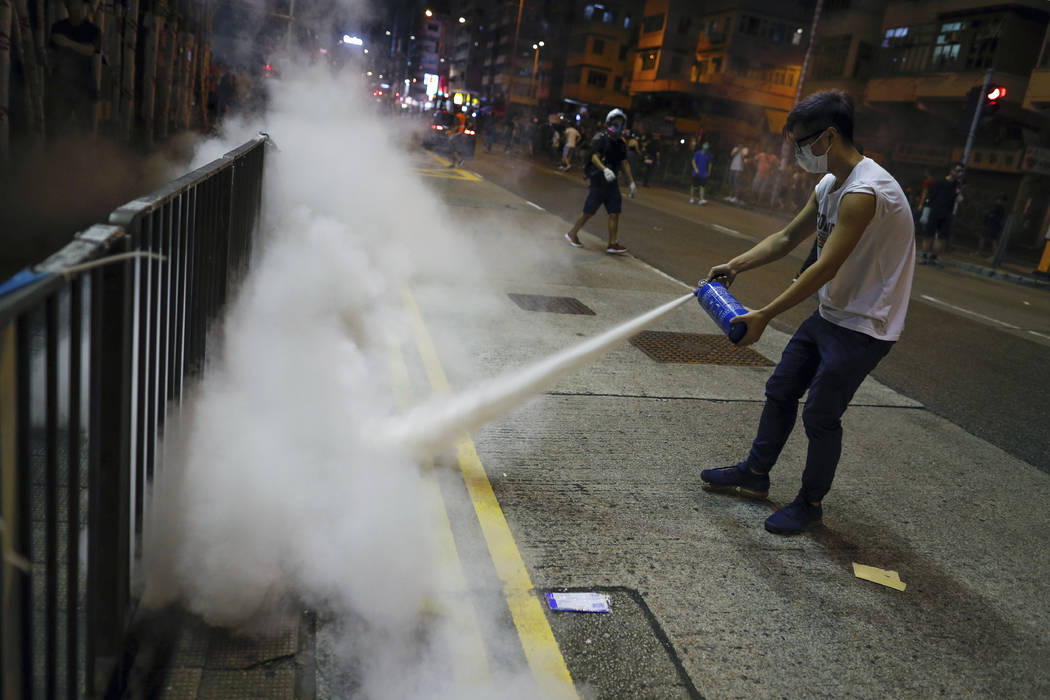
top-left (700, 90), bottom-right (915, 535)
top-left (690, 142), bottom-right (713, 204)
top-left (48, 0), bottom-right (102, 136)
top-left (642, 134), bottom-right (661, 187)
top-left (560, 122), bottom-right (581, 171)
top-left (727, 145), bottom-right (748, 201)
top-left (563, 109), bottom-right (638, 254)
top-left (919, 162), bottom-right (964, 265)
top-left (751, 148), bottom-right (773, 204)
top-left (979, 193), bottom-right (1008, 258)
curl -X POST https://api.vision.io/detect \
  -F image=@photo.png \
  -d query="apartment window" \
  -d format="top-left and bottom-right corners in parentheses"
top-left (614, 76), bottom-right (623, 91)
top-left (587, 70), bottom-right (609, 88)
top-left (566, 66), bottom-right (582, 84)
top-left (712, 56), bottom-right (723, 73)
top-left (619, 44), bottom-right (628, 60)
top-left (696, 60), bottom-right (707, 76)
top-left (932, 43), bottom-right (959, 69)
top-left (966, 17), bottom-right (1001, 69)
top-left (593, 38), bottom-right (605, 55)
top-left (428, 23), bottom-right (439, 32)
top-left (825, 0), bottom-right (851, 13)
top-left (739, 16), bottom-right (759, 35)
top-left (624, 14), bottom-right (632, 29)
top-left (678, 17), bottom-right (691, 35)
top-left (642, 51), bottom-right (658, 70)
top-left (643, 13), bottom-right (664, 33)
top-left (770, 22), bottom-right (786, 44)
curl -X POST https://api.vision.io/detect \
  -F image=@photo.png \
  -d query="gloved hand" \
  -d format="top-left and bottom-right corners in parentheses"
top-left (603, 167), bottom-right (616, 183)
top-left (629, 181), bottom-right (637, 198)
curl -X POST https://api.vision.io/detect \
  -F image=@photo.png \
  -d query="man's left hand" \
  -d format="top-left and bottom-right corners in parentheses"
top-left (733, 309), bottom-right (769, 347)
top-left (629, 181), bottom-right (637, 198)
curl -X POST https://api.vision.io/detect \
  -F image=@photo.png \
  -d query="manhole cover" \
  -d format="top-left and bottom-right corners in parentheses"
top-left (508, 293), bottom-right (596, 315)
top-left (630, 330), bottom-right (772, 366)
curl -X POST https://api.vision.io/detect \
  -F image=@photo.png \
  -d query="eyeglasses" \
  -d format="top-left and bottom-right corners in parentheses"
top-left (792, 127), bottom-right (828, 150)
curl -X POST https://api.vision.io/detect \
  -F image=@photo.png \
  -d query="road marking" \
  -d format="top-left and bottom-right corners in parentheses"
top-left (526, 201), bottom-right (545, 211)
top-left (385, 337), bottom-right (492, 689)
top-left (1027, 330), bottom-right (1050, 341)
top-left (420, 150), bottom-right (482, 181)
top-left (919, 294), bottom-right (1020, 329)
top-left (402, 290), bottom-right (578, 699)
top-left (709, 223), bottom-right (751, 241)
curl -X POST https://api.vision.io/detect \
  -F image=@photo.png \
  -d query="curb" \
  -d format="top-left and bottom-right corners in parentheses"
top-left (940, 258), bottom-right (1050, 291)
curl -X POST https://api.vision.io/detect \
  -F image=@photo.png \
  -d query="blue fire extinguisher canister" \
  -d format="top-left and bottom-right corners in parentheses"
top-left (694, 280), bottom-right (749, 344)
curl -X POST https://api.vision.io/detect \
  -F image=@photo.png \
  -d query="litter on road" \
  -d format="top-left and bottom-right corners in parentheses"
top-left (546, 591), bottom-right (612, 613)
top-left (853, 562), bottom-right (907, 591)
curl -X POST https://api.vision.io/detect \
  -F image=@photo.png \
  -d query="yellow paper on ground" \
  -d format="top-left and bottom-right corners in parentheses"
top-left (852, 562), bottom-right (907, 591)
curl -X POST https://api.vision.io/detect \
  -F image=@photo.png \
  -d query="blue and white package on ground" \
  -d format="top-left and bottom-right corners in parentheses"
top-left (545, 591), bottom-right (612, 613)
top-left (694, 280), bottom-right (748, 343)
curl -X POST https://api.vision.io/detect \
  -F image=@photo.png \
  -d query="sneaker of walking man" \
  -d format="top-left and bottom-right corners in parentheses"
top-left (563, 109), bottom-right (638, 253)
top-left (699, 90), bottom-right (915, 535)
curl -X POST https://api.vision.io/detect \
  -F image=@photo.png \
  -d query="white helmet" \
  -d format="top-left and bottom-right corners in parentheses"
top-left (605, 108), bottom-right (627, 125)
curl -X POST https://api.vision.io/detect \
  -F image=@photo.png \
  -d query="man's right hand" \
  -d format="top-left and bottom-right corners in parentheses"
top-left (701, 263), bottom-right (737, 288)
top-left (603, 167), bottom-right (616, 182)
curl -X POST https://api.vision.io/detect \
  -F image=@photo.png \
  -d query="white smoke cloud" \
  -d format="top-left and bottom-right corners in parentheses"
top-left (140, 54), bottom-right (551, 696)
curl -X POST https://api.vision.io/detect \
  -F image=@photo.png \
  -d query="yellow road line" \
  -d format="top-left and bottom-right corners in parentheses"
top-left (402, 290), bottom-right (578, 698)
top-left (385, 338), bottom-right (492, 690)
top-left (420, 150), bottom-right (482, 180)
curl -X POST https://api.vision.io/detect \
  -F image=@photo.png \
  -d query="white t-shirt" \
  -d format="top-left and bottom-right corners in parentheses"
top-left (564, 127), bottom-right (581, 148)
top-left (813, 157), bottom-right (915, 341)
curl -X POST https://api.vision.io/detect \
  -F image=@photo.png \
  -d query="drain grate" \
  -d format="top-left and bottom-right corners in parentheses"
top-left (508, 293), bottom-right (596, 315)
top-left (630, 330), bottom-right (772, 366)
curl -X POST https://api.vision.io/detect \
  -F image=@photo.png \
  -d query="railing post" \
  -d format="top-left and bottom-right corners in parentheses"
top-left (88, 234), bottom-right (134, 695)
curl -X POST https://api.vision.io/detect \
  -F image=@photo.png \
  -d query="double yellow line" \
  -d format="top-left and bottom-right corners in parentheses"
top-left (393, 289), bottom-right (577, 698)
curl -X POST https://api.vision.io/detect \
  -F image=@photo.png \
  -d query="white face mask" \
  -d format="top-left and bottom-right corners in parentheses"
top-left (794, 130), bottom-right (830, 173)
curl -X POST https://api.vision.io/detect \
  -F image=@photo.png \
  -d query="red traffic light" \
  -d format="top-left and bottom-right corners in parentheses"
top-left (985, 86), bottom-right (1006, 102)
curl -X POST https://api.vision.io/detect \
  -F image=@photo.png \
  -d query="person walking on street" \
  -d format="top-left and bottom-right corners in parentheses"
top-left (978, 194), bottom-right (1008, 258)
top-left (727, 145), bottom-right (748, 201)
top-left (690, 142), bottom-right (713, 204)
top-left (919, 163), bottom-right (964, 265)
top-left (560, 123), bottom-right (582, 170)
top-left (699, 90), bottom-right (915, 535)
top-left (564, 109), bottom-right (638, 254)
top-left (642, 135), bottom-right (661, 187)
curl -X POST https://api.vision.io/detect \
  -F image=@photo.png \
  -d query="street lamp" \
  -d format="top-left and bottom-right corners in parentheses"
top-left (458, 16), bottom-right (466, 24)
top-left (532, 41), bottom-right (545, 100)
top-left (425, 8), bottom-right (433, 17)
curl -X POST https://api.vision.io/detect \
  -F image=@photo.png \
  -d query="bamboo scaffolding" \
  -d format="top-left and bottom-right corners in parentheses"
top-left (120, 0), bottom-right (138, 139)
top-left (0, 0), bottom-right (11, 161)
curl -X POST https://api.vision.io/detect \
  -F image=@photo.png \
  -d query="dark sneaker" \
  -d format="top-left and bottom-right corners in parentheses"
top-left (605, 243), bottom-right (628, 254)
top-left (764, 495), bottom-right (823, 535)
top-left (700, 464), bottom-right (769, 500)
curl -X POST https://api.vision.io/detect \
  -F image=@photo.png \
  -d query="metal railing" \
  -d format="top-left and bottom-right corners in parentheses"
top-left (0, 135), bottom-right (268, 699)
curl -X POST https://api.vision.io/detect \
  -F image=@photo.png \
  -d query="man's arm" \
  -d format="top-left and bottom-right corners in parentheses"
top-left (53, 33), bottom-right (97, 57)
top-left (705, 189), bottom-right (820, 285)
top-left (622, 158), bottom-right (635, 184)
top-left (733, 191), bottom-right (876, 346)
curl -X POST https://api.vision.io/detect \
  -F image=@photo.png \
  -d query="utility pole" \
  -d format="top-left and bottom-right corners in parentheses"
top-left (962, 67), bottom-right (994, 176)
top-left (506, 0), bottom-right (524, 109)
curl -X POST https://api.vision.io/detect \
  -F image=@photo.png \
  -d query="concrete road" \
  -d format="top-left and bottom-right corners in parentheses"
top-left (311, 146), bottom-right (1050, 700)
top-left (462, 149), bottom-right (1050, 474)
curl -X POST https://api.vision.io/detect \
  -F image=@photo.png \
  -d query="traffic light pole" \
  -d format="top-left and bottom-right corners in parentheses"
top-left (961, 67), bottom-right (994, 174)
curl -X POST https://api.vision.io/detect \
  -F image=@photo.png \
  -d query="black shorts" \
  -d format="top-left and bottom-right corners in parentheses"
top-left (922, 210), bottom-right (952, 239)
top-left (691, 174), bottom-right (709, 186)
top-left (583, 184), bottom-right (623, 215)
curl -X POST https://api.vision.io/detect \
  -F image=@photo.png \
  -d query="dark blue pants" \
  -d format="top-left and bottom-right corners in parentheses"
top-left (743, 312), bottom-right (894, 503)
